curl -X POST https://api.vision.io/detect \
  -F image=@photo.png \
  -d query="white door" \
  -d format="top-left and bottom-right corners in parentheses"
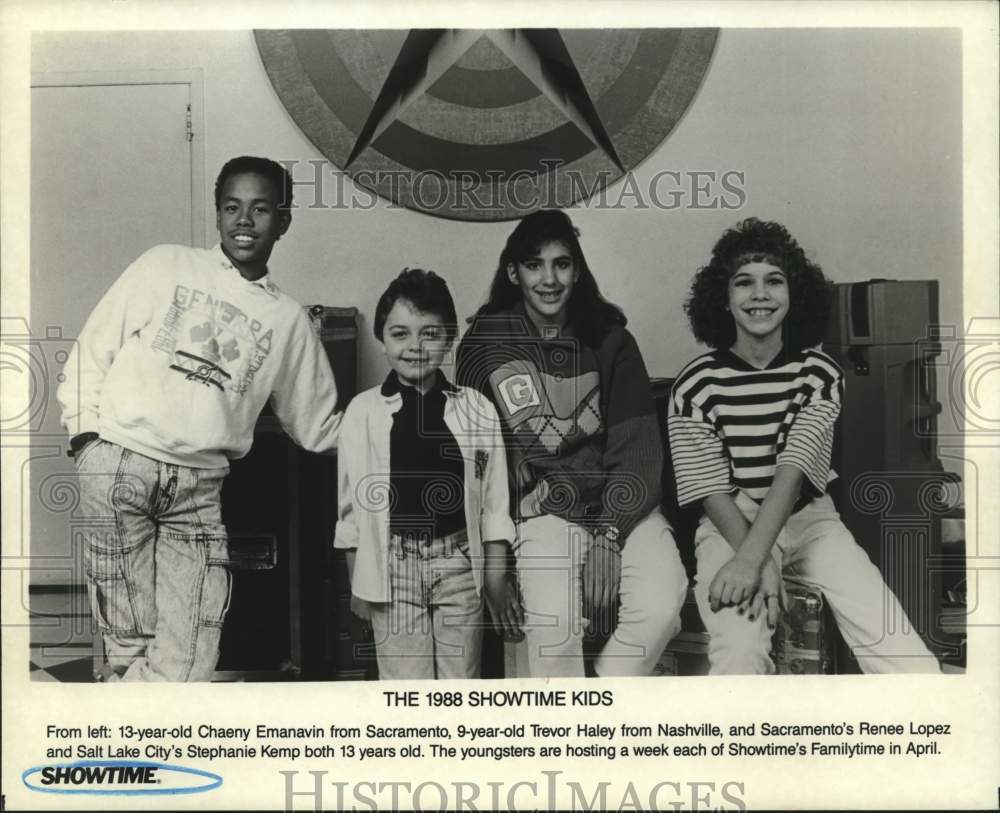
top-left (29, 75), bottom-right (203, 588)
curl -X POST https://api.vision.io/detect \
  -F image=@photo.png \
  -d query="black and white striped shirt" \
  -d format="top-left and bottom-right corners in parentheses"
top-left (668, 347), bottom-right (843, 508)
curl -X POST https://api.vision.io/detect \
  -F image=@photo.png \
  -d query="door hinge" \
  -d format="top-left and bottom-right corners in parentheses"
top-left (185, 103), bottom-right (194, 142)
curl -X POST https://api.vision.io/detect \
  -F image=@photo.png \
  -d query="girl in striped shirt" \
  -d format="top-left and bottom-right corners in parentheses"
top-left (669, 218), bottom-right (939, 674)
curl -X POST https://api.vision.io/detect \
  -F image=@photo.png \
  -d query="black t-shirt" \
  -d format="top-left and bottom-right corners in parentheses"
top-left (384, 371), bottom-right (467, 538)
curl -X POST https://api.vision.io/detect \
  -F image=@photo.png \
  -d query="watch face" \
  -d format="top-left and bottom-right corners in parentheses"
top-left (254, 28), bottom-right (718, 220)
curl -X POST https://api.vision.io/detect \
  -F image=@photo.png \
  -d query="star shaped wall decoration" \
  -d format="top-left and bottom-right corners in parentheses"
top-left (254, 28), bottom-right (718, 220)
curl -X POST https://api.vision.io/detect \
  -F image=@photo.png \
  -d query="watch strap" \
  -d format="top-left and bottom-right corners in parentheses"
top-left (602, 525), bottom-right (624, 550)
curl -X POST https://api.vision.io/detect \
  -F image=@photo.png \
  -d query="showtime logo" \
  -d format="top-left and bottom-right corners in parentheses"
top-left (23, 760), bottom-right (222, 796)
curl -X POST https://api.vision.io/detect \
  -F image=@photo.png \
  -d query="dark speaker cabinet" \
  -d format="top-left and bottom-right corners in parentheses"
top-left (216, 306), bottom-right (373, 680)
top-left (825, 280), bottom-right (961, 667)
top-left (217, 425), bottom-right (297, 679)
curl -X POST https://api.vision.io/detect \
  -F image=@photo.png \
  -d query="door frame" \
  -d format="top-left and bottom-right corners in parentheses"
top-left (26, 69), bottom-right (208, 677)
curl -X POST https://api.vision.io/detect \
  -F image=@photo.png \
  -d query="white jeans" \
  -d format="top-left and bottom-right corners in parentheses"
top-left (694, 493), bottom-right (941, 675)
top-left (514, 509), bottom-right (687, 677)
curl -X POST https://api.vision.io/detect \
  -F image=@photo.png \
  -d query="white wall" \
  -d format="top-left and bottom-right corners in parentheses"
top-left (33, 28), bottom-right (962, 411)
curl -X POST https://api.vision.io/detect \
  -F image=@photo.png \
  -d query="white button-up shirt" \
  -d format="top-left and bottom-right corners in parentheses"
top-left (334, 378), bottom-right (516, 603)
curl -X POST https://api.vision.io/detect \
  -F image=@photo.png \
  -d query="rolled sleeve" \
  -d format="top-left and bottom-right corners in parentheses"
top-left (667, 413), bottom-right (734, 507)
top-left (333, 520), bottom-right (359, 550)
top-left (777, 357), bottom-right (842, 496)
top-left (777, 399), bottom-right (839, 495)
top-left (482, 511), bottom-right (516, 544)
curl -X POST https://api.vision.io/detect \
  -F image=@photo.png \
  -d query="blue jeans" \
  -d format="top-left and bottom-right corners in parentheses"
top-left (368, 529), bottom-right (482, 679)
top-left (73, 439), bottom-right (231, 681)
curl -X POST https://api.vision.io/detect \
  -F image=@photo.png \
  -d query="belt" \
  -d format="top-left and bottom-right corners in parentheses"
top-left (390, 527), bottom-right (469, 558)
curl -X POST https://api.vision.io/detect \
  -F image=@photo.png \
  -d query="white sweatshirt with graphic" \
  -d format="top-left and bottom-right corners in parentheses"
top-left (57, 244), bottom-right (341, 468)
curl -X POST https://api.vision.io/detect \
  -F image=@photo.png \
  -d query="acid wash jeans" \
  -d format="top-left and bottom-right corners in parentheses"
top-left (73, 439), bottom-right (231, 681)
top-left (368, 529), bottom-right (483, 680)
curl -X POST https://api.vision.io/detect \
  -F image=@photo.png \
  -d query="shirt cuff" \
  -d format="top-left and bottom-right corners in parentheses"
top-left (775, 452), bottom-right (828, 496)
top-left (333, 524), bottom-right (359, 549)
top-left (676, 483), bottom-right (738, 508)
top-left (481, 512), bottom-right (516, 544)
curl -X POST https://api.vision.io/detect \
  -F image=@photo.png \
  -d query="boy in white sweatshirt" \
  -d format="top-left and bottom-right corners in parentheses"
top-left (57, 156), bottom-right (342, 681)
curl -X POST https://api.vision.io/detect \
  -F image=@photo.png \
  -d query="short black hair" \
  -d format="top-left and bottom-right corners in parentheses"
top-left (214, 156), bottom-right (294, 211)
top-left (684, 218), bottom-right (833, 351)
top-left (373, 268), bottom-right (458, 343)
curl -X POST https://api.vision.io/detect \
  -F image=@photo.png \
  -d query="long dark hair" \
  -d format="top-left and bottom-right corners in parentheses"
top-left (472, 209), bottom-right (626, 346)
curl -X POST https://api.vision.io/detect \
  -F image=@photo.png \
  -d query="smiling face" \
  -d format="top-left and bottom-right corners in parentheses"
top-left (507, 240), bottom-right (580, 332)
top-left (215, 172), bottom-right (290, 280)
top-left (727, 261), bottom-right (790, 351)
top-left (380, 298), bottom-right (452, 392)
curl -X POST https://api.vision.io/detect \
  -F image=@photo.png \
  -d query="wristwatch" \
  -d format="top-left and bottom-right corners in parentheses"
top-left (602, 525), bottom-right (622, 549)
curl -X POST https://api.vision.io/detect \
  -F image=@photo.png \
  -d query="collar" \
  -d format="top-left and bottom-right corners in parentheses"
top-left (380, 370), bottom-right (458, 398)
top-left (511, 301), bottom-right (572, 340)
top-left (721, 344), bottom-right (796, 371)
top-left (211, 244), bottom-right (279, 295)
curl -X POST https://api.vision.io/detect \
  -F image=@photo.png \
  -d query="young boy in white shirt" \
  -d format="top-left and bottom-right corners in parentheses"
top-left (335, 268), bottom-right (522, 679)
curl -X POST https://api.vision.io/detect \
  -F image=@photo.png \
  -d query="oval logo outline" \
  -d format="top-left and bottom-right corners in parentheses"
top-left (21, 759), bottom-right (223, 796)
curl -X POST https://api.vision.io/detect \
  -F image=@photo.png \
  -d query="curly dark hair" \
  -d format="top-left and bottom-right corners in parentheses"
top-left (214, 156), bottom-right (294, 212)
top-left (471, 209), bottom-right (626, 347)
top-left (684, 218), bottom-right (833, 351)
top-left (373, 268), bottom-right (458, 343)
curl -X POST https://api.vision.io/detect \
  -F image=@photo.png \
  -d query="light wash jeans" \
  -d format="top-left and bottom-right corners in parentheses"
top-left (368, 528), bottom-right (482, 679)
top-left (514, 508), bottom-right (687, 677)
top-left (693, 492), bottom-right (942, 674)
top-left (73, 439), bottom-right (231, 681)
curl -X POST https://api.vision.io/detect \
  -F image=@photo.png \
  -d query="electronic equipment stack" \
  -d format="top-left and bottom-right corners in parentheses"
top-left (824, 280), bottom-right (960, 668)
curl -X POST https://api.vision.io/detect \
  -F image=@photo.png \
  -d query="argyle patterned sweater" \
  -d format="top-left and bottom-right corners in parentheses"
top-left (456, 305), bottom-right (662, 542)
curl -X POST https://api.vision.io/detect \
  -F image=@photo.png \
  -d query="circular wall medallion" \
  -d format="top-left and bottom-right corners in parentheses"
top-left (254, 29), bottom-right (718, 220)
